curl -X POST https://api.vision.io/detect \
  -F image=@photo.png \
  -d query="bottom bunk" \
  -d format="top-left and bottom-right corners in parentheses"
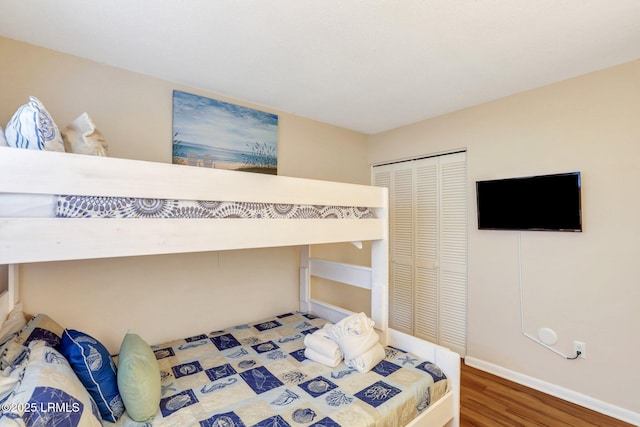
top-left (0, 246), bottom-right (460, 426)
top-left (118, 311), bottom-right (449, 426)
top-left (0, 309), bottom-right (457, 427)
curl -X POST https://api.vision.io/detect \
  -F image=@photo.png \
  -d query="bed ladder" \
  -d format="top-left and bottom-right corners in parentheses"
top-left (299, 244), bottom-right (388, 338)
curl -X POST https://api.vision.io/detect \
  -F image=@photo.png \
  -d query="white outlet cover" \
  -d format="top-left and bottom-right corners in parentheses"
top-left (538, 327), bottom-right (558, 345)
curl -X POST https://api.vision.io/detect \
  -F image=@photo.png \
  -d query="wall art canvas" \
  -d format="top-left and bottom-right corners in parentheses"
top-left (172, 90), bottom-right (278, 174)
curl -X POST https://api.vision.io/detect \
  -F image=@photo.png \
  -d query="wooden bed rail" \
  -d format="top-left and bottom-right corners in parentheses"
top-left (0, 147), bottom-right (385, 208)
top-left (0, 147), bottom-right (388, 264)
top-left (0, 218), bottom-right (384, 264)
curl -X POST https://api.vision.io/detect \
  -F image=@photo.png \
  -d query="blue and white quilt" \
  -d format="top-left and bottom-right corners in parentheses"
top-left (107, 312), bottom-right (448, 427)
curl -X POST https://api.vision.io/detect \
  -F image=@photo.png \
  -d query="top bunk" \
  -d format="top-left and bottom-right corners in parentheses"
top-left (0, 147), bottom-right (388, 264)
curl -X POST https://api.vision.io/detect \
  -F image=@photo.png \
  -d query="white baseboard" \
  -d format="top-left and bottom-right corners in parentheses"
top-left (464, 356), bottom-right (640, 426)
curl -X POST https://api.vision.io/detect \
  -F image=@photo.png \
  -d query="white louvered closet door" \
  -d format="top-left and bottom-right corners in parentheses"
top-left (391, 164), bottom-right (415, 335)
top-left (437, 153), bottom-right (467, 355)
top-left (414, 158), bottom-right (439, 343)
top-left (373, 152), bottom-right (467, 356)
top-left (375, 163), bottom-right (414, 334)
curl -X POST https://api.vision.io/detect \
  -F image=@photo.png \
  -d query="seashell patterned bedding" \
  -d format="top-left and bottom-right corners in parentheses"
top-left (105, 312), bottom-right (448, 427)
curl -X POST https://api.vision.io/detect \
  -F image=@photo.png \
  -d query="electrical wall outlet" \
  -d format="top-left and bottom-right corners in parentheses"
top-left (573, 341), bottom-right (586, 359)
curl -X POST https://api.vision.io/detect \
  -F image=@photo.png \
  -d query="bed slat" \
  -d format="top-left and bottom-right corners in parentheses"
top-left (309, 259), bottom-right (372, 289)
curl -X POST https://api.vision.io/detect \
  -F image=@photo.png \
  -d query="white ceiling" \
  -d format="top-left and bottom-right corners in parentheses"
top-left (1, 0), bottom-right (639, 134)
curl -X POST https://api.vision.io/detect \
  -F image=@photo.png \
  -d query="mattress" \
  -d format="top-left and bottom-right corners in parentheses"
top-left (0, 193), bottom-right (57, 217)
top-left (0, 194), bottom-right (375, 219)
top-left (107, 312), bottom-right (448, 427)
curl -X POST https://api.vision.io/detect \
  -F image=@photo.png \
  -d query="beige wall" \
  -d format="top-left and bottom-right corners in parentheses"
top-left (369, 60), bottom-right (640, 415)
top-left (0, 37), bottom-right (370, 352)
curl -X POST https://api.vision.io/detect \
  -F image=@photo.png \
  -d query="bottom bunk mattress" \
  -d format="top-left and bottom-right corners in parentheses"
top-left (109, 312), bottom-right (449, 427)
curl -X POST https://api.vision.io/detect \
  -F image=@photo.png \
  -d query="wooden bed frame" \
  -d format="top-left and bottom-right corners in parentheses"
top-left (0, 147), bottom-right (460, 427)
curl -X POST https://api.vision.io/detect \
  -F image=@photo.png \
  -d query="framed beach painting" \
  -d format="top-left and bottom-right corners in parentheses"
top-left (172, 90), bottom-right (278, 174)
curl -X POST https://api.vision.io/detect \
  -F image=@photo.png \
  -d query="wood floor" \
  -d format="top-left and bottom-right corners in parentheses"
top-left (460, 360), bottom-right (633, 427)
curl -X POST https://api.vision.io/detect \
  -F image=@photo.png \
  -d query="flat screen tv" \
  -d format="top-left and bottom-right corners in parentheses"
top-left (476, 172), bottom-right (582, 232)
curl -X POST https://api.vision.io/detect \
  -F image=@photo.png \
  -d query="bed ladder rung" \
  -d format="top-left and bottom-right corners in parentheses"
top-left (309, 258), bottom-right (372, 290)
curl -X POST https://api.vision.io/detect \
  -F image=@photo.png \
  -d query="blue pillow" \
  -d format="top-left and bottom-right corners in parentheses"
top-left (60, 329), bottom-right (124, 422)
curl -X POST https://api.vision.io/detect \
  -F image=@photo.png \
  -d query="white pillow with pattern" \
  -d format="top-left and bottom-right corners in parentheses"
top-left (4, 96), bottom-right (65, 151)
top-left (0, 341), bottom-right (102, 426)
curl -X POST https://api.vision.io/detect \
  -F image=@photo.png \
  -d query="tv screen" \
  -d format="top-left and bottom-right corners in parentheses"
top-left (476, 172), bottom-right (582, 232)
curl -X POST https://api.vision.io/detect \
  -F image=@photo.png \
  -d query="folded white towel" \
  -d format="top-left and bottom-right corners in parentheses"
top-left (305, 347), bottom-right (343, 368)
top-left (341, 328), bottom-right (379, 361)
top-left (327, 312), bottom-right (374, 341)
top-left (345, 342), bottom-right (386, 373)
top-left (303, 332), bottom-right (342, 360)
top-left (319, 323), bottom-right (335, 336)
top-left (327, 313), bottom-right (379, 360)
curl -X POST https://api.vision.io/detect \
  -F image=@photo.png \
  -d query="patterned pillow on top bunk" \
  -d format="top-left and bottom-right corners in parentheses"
top-left (4, 96), bottom-right (65, 152)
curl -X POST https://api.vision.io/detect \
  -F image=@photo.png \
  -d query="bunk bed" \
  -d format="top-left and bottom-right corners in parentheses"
top-left (0, 147), bottom-right (460, 426)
